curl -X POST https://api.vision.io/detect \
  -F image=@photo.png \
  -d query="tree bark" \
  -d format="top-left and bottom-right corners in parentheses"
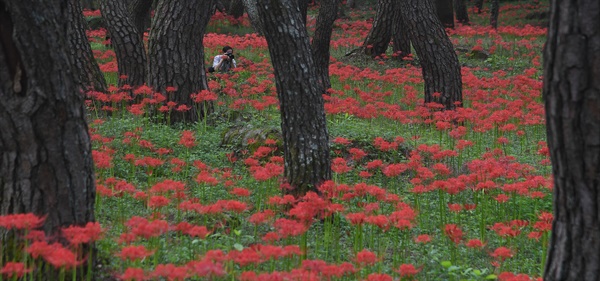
top-left (474, 0), bottom-right (484, 14)
top-left (147, 0), bottom-right (214, 124)
top-left (489, 0), bottom-right (499, 29)
top-left (242, 0), bottom-right (264, 35)
top-left (454, 0), bottom-right (469, 25)
top-left (543, 0), bottom-right (600, 280)
top-left (228, 0), bottom-right (245, 18)
top-left (399, 0), bottom-right (462, 110)
top-left (67, 0), bottom-right (107, 93)
top-left (129, 0), bottom-right (153, 38)
top-left (0, 0), bottom-right (95, 236)
top-left (257, 0), bottom-right (331, 197)
top-left (298, 0), bottom-right (309, 25)
top-left (312, 0), bottom-right (338, 90)
top-left (362, 0), bottom-right (394, 57)
top-left (392, 2), bottom-right (411, 59)
top-left (101, 0), bottom-right (147, 87)
top-left (435, 0), bottom-right (454, 28)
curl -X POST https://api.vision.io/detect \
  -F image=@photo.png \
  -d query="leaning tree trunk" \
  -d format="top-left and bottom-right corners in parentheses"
top-left (362, 0), bottom-right (394, 57)
top-left (298, 0), bottom-right (309, 25)
top-left (312, 0), bottom-right (339, 90)
top-left (392, 2), bottom-right (411, 59)
top-left (454, 0), bottom-right (469, 25)
top-left (147, 0), bottom-right (214, 124)
top-left (543, 0), bottom-right (600, 280)
top-left (67, 0), bottom-right (108, 92)
top-left (399, 0), bottom-right (462, 110)
top-left (129, 0), bottom-right (153, 38)
top-left (101, 0), bottom-right (147, 87)
top-left (257, 0), bottom-right (332, 197)
top-left (435, 0), bottom-right (455, 28)
top-left (489, 0), bottom-right (499, 29)
top-left (0, 0), bottom-right (95, 237)
top-left (228, 0), bottom-right (245, 18)
top-left (242, 0), bottom-right (264, 35)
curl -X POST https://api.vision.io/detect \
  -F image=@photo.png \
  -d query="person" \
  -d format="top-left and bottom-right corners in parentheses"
top-left (211, 46), bottom-right (237, 73)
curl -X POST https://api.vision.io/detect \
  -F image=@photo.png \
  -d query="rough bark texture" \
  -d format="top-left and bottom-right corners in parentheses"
top-left (0, 0), bottom-right (95, 236)
top-left (242, 0), bottom-right (264, 35)
top-left (298, 0), bottom-right (309, 25)
top-left (392, 2), bottom-right (411, 58)
top-left (312, 0), bottom-right (339, 90)
top-left (101, 0), bottom-right (147, 87)
top-left (362, 0), bottom-right (394, 57)
top-left (129, 0), bottom-right (153, 38)
top-left (67, 0), bottom-right (107, 93)
top-left (257, 0), bottom-right (332, 197)
top-left (435, 0), bottom-right (454, 28)
top-left (454, 0), bottom-right (469, 25)
top-left (228, 0), bottom-right (245, 18)
top-left (490, 0), bottom-right (499, 29)
top-left (399, 0), bottom-right (462, 110)
top-left (543, 0), bottom-right (600, 280)
top-left (147, 0), bottom-right (214, 124)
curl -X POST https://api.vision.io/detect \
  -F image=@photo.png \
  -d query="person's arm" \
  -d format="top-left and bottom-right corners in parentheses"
top-left (232, 58), bottom-right (237, 68)
top-left (212, 55), bottom-right (222, 68)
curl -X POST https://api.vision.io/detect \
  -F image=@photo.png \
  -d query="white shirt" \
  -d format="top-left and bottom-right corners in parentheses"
top-left (213, 54), bottom-right (237, 68)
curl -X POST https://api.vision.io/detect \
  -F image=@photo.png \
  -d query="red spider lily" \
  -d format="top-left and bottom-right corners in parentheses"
top-left (332, 137), bottom-right (352, 146)
top-left (497, 272), bottom-right (536, 281)
top-left (92, 150), bottom-right (113, 169)
top-left (354, 249), bottom-right (378, 266)
top-left (196, 171), bottom-right (219, 185)
top-left (444, 224), bottom-right (464, 245)
top-left (228, 248), bottom-right (262, 267)
top-left (0, 213), bottom-right (45, 230)
top-left (152, 263), bottom-right (189, 281)
top-left (120, 267), bottom-right (147, 281)
top-left (1, 262), bottom-right (31, 278)
top-left (414, 234), bottom-right (432, 244)
top-left (274, 218), bottom-right (308, 238)
top-left (27, 241), bottom-right (52, 259)
top-left (365, 273), bottom-right (393, 281)
top-left (396, 263), bottom-right (421, 278)
top-left (178, 130), bottom-right (197, 148)
top-left (448, 203), bottom-right (463, 213)
top-left (491, 247), bottom-right (514, 261)
top-left (43, 244), bottom-right (83, 269)
top-left (148, 196), bottom-right (171, 209)
top-left (127, 217), bottom-right (170, 239)
top-left (185, 260), bottom-right (225, 278)
top-left (61, 222), bottom-right (104, 246)
top-left (365, 214), bottom-right (390, 231)
top-left (191, 90), bottom-right (218, 103)
top-left (149, 179), bottom-right (186, 195)
top-left (466, 239), bottom-right (486, 248)
top-left (117, 245), bottom-right (155, 262)
top-left (230, 187), bottom-right (251, 197)
top-left (248, 210), bottom-right (275, 225)
top-left (345, 213), bottom-right (366, 225)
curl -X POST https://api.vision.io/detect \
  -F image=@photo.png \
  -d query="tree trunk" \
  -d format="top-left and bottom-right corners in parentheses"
top-left (129, 0), bottom-right (153, 38)
top-left (147, 0), bottom-right (214, 124)
top-left (312, 0), bottom-right (338, 90)
top-left (298, 0), bottom-right (309, 25)
top-left (399, 0), bottom-right (462, 110)
top-left (543, 0), bottom-right (600, 280)
top-left (68, 0), bottom-right (108, 92)
top-left (474, 0), bottom-right (484, 13)
top-left (228, 0), bottom-right (245, 18)
top-left (392, 2), bottom-right (411, 59)
top-left (362, 0), bottom-right (394, 57)
top-left (347, 0), bottom-right (356, 9)
top-left (0, 0), bottom-right (95, 236)
top-left (242, 0), bottom-right (264, 35)
top-left (489, 0), bottom-right (499, 29)
top-left (454, 0), bottom-right (469, 25)
top-left (257, 0), bottom-right (331, 197)
top-left (101, 0), bottom-right (147, 87)
top-left (435, 0), bottom-right (454, 28)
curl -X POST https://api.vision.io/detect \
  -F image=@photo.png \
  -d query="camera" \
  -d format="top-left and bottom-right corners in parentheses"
top-left (226, 53), bottom-right (235, 60)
